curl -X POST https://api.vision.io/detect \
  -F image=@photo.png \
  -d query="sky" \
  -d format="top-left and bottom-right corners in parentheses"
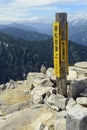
top-left (0, 0), bottom-right (87, 24)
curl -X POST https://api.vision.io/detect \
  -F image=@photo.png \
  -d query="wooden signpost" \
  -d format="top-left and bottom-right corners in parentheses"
top-left (53, 13), bottom-right (68, 96)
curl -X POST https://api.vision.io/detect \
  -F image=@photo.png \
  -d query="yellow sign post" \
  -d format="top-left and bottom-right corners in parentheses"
top-left (53, 13), bottom-right (68, 96)
top-left (53, 22), bottom-right (61, 78)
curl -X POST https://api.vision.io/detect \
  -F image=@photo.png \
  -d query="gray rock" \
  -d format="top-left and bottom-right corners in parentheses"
top-left (27, 73), bottom-right (53, 90)
top-left (31, 104), bottom-right (44, 109)
top-left (69, 78), bottom-right (87, 99)
top-left (40, 64), bottom-right (46, 74)
top-left (6, 82), bottom-right (17, 89)
top-left (0, 101), bottom-right (5, 106)
top-left (75, 62), bottom-right (87, 69)
top-left (67, 70), bottom-right (77, 84)
top-left (57, 98), bottom-right (68, 110)
top-left (0, 110), bottom-right (3, 116)
top-left (6, 82), bottom-right (11, 89)
top-left (23, 90), bottom-right (29, 95)
top-left (31, 86), bottom-right (53, 104)
top-left (80, 88), bottom-right (87, 97)
top-left (1, 101), bottom-right (31, 114)
top-left (46, 68), bottom-right (56, 84)
top-left (46, 94), bottom-right (66, 111)
top-left (0, 84), bottom-right (6, 90)
top-left (16, 80), bottom-right (24, 84)
top-left (35, 122), bottom-right (45, 130)
top-left (76, 97), bottom-right (87, 107)
top-left (33, 95), bottom-right (43, 104)
top-left (55, 119), bottom-right (66, 130)
top-left (46, 68), bottom-right (54, 78)
top-left (55, 110), bottom-right (66, 130)
top-left (66, 98), bottom-right (76, 110)
top-left (66, 104), bottom-right (87, 130)
top-left (47, 94), bottom-right (64, 105)
top-left (10, 84), bottom-right (16, 89)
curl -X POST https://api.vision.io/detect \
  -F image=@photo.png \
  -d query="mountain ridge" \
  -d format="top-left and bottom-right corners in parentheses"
top-left (0, 31), bottom-right (87, 84)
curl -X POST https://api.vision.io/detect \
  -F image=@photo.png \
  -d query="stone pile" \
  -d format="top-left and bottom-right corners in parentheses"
top-left (0, 62), bottom-right (87, 130)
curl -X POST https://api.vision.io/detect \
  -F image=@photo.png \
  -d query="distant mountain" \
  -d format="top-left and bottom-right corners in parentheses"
top-left (1, 20), bottom-right (87, 46)
top-left (24, 22), bottom-right (52, 35)
top-left (9, 23), bottom-right (39, 32)
top-left (69, 19), bottom-right (87, 46)
top-left (24, 20), bottom-right (87, 46)
top-left (0, 23), bottom-right (38, 32)
top-left (0, 27), bottom-right (51, 41)
top-left (0, 32), bottom-right (87, 84)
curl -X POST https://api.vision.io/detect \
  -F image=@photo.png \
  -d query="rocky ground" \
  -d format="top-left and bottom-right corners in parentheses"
top-left (0, 62), bottom-right (87, 130)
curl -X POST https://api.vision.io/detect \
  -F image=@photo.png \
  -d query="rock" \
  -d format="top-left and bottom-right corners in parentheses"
top-left (80, 88), bottom-right (87, 97)
top-left (66, 104), bottom-right (87, 130)
top-left (6, 82), bottom-right (11, 89)
top-left (48, 125), bottom-right (55, 130)
top-left (1, 101), bottom-right (31, 114)
top-left (16, 80), bottom-right (24, 84)
top-left (46, 94), bottom-right (66, 111)
top-left (10, 84), bottom-right (16, 89)
top-left (0, 110), bottom-right (3, 116)
top-left (23, 90), bottom-right (29, 95)
top-left (27, 73), bottom-right (53, 90)
top-left (44, 126), bottom-right (49, 130)
top-left (40, 64), bottom-right (46, 74)
top-left (56, 110), bottom-right (66, 119)
top-left (66, 98), bottom-right (76, 110)
top-left (46, 68), bottom-right (56, 84)
top-left (6, 82), bottom-right (17, 89)
top-left (55, 110), bottom-right (66, 130)
top-left (46, 68), bottom-right (54, 78)
top-left (47, 94), bottom-right (64, 105)
top-left (0, 84), bottom-right (6, 90)
top-left (52, 89), bottom-right (57, 95)
top-left (35, 122), bottom-right (45, 130)
top-left (33, 95), bottom-right (43, 104)
top-left (57, 98), bottom-right (68, 110)
top-left (0, 101), bottom-right (5, 106)
top-left (31, 86), bottom-right (53, 104)
top-left (31, 104), bottom-right (44, 109)
top-left (75, 62), bottom-right (87, 69)
top-left (55, 119), bottom-right (66, 130)
top-left (69, 78), bottom-right (87, 99)
top-left (76, 97), bottom-right (87, 107)
top-left (74, 62), bottom-right (87, 78)
top-left (67, 70), bottom-right (77, 84)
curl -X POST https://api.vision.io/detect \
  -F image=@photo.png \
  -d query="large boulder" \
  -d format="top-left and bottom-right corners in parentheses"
top-left (67, 70), bottom-right (77, 84)
top-left (66, 98), bottom-right (76, 110)
top-left (75, 62), bottom-right (87, 69)
top-left (76, 97), bottom-right (87, 107)
top-left (46, 94), bottom-right (67, 111)
top-left (27, 73), bottom-right (53, 90)
top-left (74, 62), bottom-right (87, 78)
top-left (46, 68), bottom-right (56, 84)
top-left (69, 78), bottom-right (87, 99)
top-left (31, 86), bottom-right (53, 104)
top-left (66, 104), bottom-right (87, 130)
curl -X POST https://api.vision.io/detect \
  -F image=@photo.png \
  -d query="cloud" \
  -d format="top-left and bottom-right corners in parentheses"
top-left (0, 0), bottom-right (87, 23)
